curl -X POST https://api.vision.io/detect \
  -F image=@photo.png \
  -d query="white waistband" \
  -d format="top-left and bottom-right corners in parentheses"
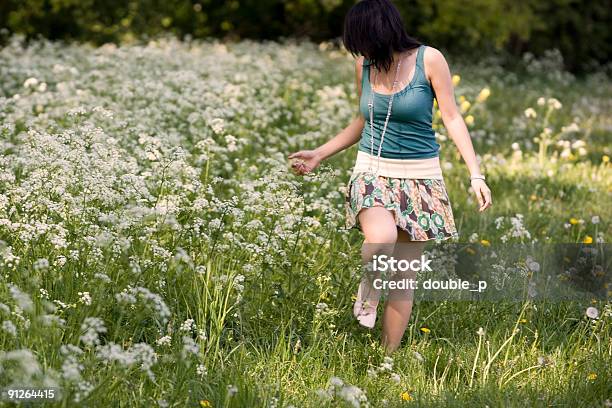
top-left (352, 150), bottom-right (443, 179)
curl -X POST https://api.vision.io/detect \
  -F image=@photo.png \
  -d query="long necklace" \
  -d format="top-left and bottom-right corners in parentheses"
top-left (367, 53), bottom-right (406, 176)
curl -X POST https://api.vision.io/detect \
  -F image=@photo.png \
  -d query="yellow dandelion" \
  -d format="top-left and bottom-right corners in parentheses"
top-left (420, 327), bottom-right (431, 334)
top-left (464, 115), bottom-right (474, 126)
top-left (460, 100), bottom-right (471, 113)
top-left (530, 194), bottom-right (537, 201)
top-left (519, 318), bottom-right (528, 323)
top-left (587, 372), bottom-right (597, 381)
top-left (569, 218), bottom-right (579, 225)
top-left (602, 155), bottom-right (610, 163)
top-left (452, 74), bottom-right (461, 86)
top-left (401, 391), bottom-right (413, 401)
top-left (477, 87), bottom-right (491, 102)
top-left (583, 235), bottom-right (593, 244)
top-left (200, 400), bottom-right (212, 408)
top-left (480, 239), bottom-right (490, 247)
top-left (161, 17), bottom-right (173, 28)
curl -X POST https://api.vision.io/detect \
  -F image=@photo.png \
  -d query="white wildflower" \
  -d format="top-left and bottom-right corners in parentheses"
top-left (524, 108), bottom-right (537, 118)
top-left (181, 336), bottom-right (199, 358)
top-left (316, 302), bottom-right (328, 312)
top-left (79, 317), bottom-right (107, 346)
top-left (227, 384), bottom-right (238, 397)
top-left (1, 320), bottom-right (17, 336)
top-left (78, 292), bottom-right (92, 306)
top-left (330, 376), bottom-right (344, 387)
top-left (156, 335), bottom-right (172, 346)
top-left (209, 117), bottom-right (225, 134)
top-left (586, 307), bottom-right (599, 319)
top-left (197, 329), bottom-right (207, 341)
top-left (8, 284), bottom-right (34, 313)
top-left (33, 258), bottom-right (50, 271)
top-left (547, 98), bottom-right (562, 110)
top-left (180, 319), bottom-right (196, 332)
top-left (23, 77), bottom-right (39, 88)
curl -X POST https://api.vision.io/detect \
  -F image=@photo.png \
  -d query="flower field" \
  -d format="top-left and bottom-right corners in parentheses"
top-left (0, 36), bottom-right (610, 407)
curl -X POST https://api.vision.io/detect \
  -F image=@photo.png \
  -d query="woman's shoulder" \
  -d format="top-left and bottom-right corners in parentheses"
top-left (354, 56), bottom-right (366, 97)
top-left (356, 55), bottom-right (367, 70)
top-left (422, 45), bottom-right (446, 66)
top-left (422, 45), bottom-right (448, 81)
top-left (355, 56), bottom-right (366, 79)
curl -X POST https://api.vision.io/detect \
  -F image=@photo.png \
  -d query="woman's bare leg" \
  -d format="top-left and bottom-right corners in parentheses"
top-left (355, 207), bottom-right (397, 325)
top-left (381, 230), bottom-right (426, 353)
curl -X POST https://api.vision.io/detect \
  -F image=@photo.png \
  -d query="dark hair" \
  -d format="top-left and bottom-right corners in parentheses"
top-left (342, 0), bottom-right (422, 73)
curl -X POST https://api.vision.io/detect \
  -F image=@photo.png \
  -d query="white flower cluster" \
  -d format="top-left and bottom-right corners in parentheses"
top-left (367, 356), bottom-right (403, 384)
top-left (316, 376), bottom-right (369, 408)
top-left (496, 214), bottom-right (532, 243)
top-left (96, 342), bottom-right (158, 380)
top-left (115, 286), bottom-right (172, 324)
top-left (79, 317), bottom-right (107, 347)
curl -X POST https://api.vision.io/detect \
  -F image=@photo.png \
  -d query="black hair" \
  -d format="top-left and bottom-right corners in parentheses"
top-left (342, 0), bottom-right (422, 73)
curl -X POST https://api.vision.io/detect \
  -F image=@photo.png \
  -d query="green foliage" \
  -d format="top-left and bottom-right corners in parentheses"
top-left (0, 0), bottom-right (610, 73)
top-left (526, 0), bottom-right (612, 73)
top-left (407, 0), bottom-right (535, 49)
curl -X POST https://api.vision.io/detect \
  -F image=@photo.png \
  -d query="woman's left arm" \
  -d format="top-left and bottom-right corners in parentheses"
top-left (425, 46), bottom-right (492, 212)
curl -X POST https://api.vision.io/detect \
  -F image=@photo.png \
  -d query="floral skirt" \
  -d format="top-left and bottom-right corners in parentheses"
top-left (345, 171), bottom-right (459, 241)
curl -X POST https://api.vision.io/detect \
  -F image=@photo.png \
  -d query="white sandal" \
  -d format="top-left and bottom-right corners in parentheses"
top-left (353, 277), bottom-right (380, 328)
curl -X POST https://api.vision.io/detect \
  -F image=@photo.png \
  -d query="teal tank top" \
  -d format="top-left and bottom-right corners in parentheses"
top-left (358, 44), bottom-right (440, 159)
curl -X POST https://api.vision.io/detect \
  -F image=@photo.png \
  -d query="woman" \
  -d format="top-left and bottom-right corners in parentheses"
top-left (289, 0), bottom-right (492, 353)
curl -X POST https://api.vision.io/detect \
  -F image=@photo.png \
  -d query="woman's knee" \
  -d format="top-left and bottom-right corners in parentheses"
top-left (359, 207), bottom-right (397, 244)
top-left (364, 232), bottom-right (397, 245)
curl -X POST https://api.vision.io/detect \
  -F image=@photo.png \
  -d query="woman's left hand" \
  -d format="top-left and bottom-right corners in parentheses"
top-left (471, 179), bottom-right (492, 212)
top-left (288, 150), bottom-right (321, 175)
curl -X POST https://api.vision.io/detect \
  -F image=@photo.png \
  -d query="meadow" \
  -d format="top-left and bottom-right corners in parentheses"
top-left (0, 35), bottom-right (610, 407)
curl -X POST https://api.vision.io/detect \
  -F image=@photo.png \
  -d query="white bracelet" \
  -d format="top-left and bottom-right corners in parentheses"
top-left (470, 175), bottom-right (486, 181)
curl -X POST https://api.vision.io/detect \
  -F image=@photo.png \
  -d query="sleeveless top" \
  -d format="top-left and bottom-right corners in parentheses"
top-left (358, 44), bottom-right (440, 159)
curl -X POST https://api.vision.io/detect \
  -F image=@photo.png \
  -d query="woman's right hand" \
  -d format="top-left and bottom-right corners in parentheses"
top-left (288, 150), bottom-right (322, 175)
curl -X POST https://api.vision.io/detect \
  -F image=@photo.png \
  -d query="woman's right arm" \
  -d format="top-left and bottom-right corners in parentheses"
top-left (313, 112), bottom-right (365, 161)
top-left (289, 57), bottom-right (366, 174)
